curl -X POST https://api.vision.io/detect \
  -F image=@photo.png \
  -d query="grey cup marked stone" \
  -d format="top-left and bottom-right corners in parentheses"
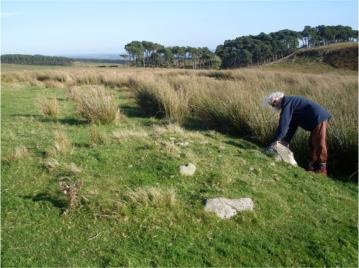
top-left (204, 197), bottom-right (254, 219)
top-left (179, 163), bottom-right (196, 176)
top-left (265, 143), bottom-right (297, 166)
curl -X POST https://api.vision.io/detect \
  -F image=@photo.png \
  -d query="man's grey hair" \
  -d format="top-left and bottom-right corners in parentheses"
top-left (263, 91), bottom-right (285, 106)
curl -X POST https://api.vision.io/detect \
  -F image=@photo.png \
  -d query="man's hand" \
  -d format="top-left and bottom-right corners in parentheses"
top-left (270, 140), bottom-right (289, 148)
top-left (279, 141), bottom-right (289, 148)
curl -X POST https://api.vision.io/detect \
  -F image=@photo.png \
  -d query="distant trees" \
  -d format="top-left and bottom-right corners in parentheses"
top-left (216, 25), bottom-right (357, 68)
top-left (1, 54), bottom-right (73, 65)
top-left (300, 25), bottom-right (358, 47)
top-left (124, 41), bottom-right (221, 69)
top-left (216, 29), bottom-right (300, 68)
top-left (123, 25), bottom-right (357, 69)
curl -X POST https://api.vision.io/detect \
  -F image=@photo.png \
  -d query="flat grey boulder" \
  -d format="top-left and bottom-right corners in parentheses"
top-left (204, 197), bottom-right (254, 219)
top-left (265, 142), bottom-right (297, 166)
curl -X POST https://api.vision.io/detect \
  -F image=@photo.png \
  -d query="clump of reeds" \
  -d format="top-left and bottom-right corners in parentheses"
top-left (133, 77), bottom-right (192, 124)
top-left (39, 97), bottom-right (60, 119)
top-left (74, 86), bottom-right (120, 124)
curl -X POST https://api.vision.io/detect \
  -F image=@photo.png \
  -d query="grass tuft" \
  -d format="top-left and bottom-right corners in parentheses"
top-left (123, 187), bottom-right (178, 208)
top-left (39, 97), bottom-right (60, 119)
top-left (88, 125), bottom-right (108, 146)
top-left (53, 130), bottom-right (72, 154)
top-left (7, 145), bottom-right (31, 161)
top-left (75, 86), bottom-right (121, 124)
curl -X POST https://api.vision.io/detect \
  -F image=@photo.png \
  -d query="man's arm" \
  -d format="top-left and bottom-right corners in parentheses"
top-left (275, 102), bottom-right (294, 141)
top-left (283, 121), bottom-right (298, 145)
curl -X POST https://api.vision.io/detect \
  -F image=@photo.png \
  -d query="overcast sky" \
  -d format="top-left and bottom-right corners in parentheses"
top-left (1, 0), bottom-right (358, 55)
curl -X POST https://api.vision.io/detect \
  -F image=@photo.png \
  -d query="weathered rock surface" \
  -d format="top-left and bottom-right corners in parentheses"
top-left (179, 163), bottom-right (196, 176)
top-left (204, 197), bottom-right (254, 219)
top-left (265, 143), bottom-right (297, 166)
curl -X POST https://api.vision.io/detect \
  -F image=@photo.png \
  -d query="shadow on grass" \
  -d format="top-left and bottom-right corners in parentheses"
top-left (40, 117), bottom-right (88, 126)
top-left (73, 142), bottom-right (90, 148)
top-left (10, 113), bottom-right (42, 119)
top-left (23, 192), bottom-right (68, 213)
top-left (120, 104), bottom-right (145, 118)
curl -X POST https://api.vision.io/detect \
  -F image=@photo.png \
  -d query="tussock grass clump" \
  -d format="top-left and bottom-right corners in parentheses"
top-left (52, 130), bottom-right (72, 155)
top-left (123, 187), bottom-right (178, 208)
top-left (133, 76), bottom-right (192, 124)
top-left (39, 97), bottom-right (60, 119)
top-left (7, 145), bottom-right (31, 161)
top-left (63, 162), bottom-right (82, 175)
top-left (43, 80), bottom-right (64, 89)
top-left (153, 123), bottom-right (185, 135)
top-left (205, 70), bottom-right (236, 80)
top-left (66, 86), bottom-right (81, 101)
top-left (43, 158), bottom-right (60, 171)
top-left (112, 128), bottom-right (148, 141)
top-left (88, 125), bottom-right (108, 146)
top-left (75, 86), bottom-right (120, 124)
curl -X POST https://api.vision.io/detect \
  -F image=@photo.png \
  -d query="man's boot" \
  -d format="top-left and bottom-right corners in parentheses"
top-left (316, 162), bottom-right (327, 176)
top-left (307, 162), bottom-right (315, 172)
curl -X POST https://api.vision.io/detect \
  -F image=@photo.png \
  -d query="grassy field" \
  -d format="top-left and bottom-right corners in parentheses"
top-left (1, 63), bottom-right (358, 266)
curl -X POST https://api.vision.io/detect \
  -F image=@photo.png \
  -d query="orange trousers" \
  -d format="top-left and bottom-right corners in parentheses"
top-left (308, 120), bottom-right (328, 170)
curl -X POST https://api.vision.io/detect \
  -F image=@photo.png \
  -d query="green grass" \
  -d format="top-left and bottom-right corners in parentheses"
top-left (1, 84), bottom-right (357, 266)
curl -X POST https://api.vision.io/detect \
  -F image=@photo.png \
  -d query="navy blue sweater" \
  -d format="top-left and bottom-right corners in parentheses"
top-left (275, 96), bottom-right (331, 143)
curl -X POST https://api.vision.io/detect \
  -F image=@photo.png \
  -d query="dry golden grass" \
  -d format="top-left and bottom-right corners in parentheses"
top-left (39, 97), bottom-right (60, 119)
top-left (74, 85), bottom-right (120, 124)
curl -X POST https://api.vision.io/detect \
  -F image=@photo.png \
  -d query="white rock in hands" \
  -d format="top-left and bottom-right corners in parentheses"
top-left (205, 197), bottom-right (254, 219)
top-left (180, 163), bottom-right (196, 176)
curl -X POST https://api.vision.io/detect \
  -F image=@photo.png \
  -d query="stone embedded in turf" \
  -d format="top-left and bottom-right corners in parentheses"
top-left (204, 197), bottom-right (254, 219)
top-left (265, 142), bottom-right (298, 166)
top-left (179, 163), bottom-right (196, 176)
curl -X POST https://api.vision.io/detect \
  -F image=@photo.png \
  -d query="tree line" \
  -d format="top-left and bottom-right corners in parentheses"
top-left (124, 25), bottom-right (357, 69)
top-left (124, 41), bottom-right (221, 69)
top-left (1, 54), bottom-right (73, 65)
top-left (216, 25), bottom-right (358, 68)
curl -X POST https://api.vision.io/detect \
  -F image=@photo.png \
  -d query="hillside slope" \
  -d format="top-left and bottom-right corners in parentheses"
top-left (276, 42), bottom-right (358, 70)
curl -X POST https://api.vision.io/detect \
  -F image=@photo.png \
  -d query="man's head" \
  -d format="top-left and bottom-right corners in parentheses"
top-left (264, 91), bottom-right (284, 111)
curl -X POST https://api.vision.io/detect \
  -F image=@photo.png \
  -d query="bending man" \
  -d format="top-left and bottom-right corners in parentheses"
top-left (265, 92), bottom-right (332, 175)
